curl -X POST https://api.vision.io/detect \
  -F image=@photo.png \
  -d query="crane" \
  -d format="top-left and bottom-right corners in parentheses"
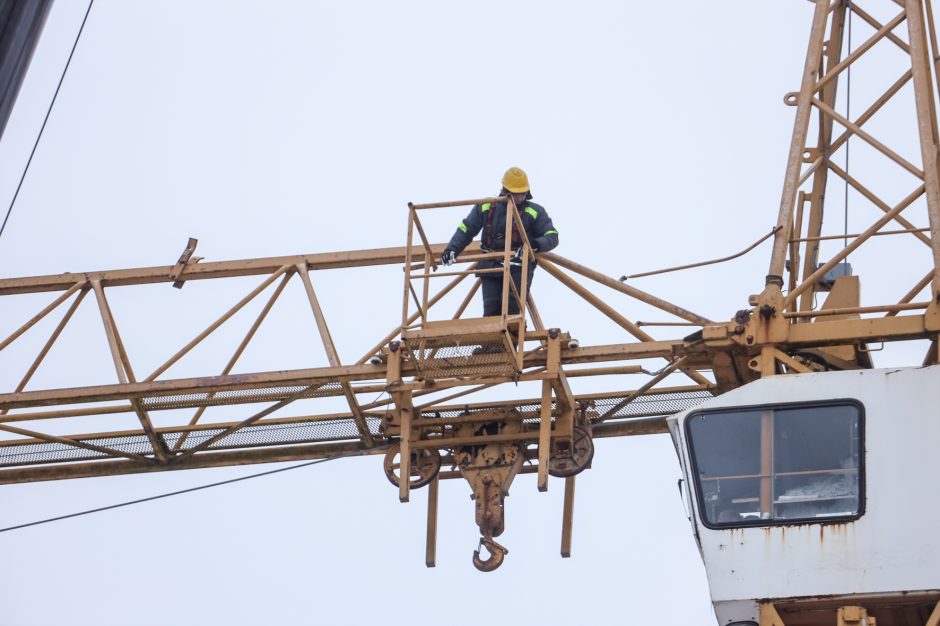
top-left (0, 0), bottom-right (938, 622)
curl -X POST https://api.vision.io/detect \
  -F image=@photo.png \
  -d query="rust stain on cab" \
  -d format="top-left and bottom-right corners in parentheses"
top-left (819, 521), bottom-right (849, 544)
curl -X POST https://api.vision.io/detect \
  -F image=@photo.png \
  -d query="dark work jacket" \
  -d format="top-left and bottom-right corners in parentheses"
top-left (445, 200), bottom-right (558, 269)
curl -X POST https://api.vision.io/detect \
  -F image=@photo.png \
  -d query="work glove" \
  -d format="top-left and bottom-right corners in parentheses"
top-left (442, 249), bottom-right (457, 266)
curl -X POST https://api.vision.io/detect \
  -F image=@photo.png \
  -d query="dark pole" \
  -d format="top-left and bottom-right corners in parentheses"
top-left (0, 0), bottom-right (55, 140)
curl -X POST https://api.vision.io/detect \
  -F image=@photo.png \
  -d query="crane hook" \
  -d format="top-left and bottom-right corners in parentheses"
top-left (472, 536), bottom-right (508, 572)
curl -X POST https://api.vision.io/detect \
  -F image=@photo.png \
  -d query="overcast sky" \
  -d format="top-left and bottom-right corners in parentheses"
top-left (0, 2), bottom-right (931, 625)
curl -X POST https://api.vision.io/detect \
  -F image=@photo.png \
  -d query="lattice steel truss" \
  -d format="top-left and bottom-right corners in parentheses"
top-left (1, 0), bottom-right (939, 569)
top-left (0, 243), bottom-right (715, 481)
top-left (748, 0), bottom-right (940, 374)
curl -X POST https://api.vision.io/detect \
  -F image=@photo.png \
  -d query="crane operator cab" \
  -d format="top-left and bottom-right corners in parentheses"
top-left (669, 365), bottom-right (940, 626)
top-left (375, 196), bottom-right (588, 572)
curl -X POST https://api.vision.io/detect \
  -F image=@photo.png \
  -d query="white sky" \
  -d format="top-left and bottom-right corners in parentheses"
top-left (0, 2), bottom-right (932, 625)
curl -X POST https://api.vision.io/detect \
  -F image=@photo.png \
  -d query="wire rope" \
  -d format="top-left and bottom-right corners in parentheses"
top-left (0, 451), bottom-right (380, 533)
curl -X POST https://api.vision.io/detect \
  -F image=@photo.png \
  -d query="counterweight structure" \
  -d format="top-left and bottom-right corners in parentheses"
top-left (0, 0), bottom-right (939, 618)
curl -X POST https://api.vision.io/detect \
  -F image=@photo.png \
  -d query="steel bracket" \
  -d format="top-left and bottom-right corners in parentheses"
top-left (170, 237), bottom-right (201, 288)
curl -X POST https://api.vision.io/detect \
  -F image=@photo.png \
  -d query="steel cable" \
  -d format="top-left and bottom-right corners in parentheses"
top-left (619, 226), bottom-right (781, 281)
top-left (0, 449), bottom-right (389, 533)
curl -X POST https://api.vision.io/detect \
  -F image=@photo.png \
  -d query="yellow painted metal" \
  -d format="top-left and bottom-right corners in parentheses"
top-left (759, 602), bottom-right (787, 626)
top-left (560, 476), bottom-right (575, 558)
top-left (425, 476), bottom-right (439, 568)
top-left (501, 166), bottom-right (529, 193)
top-left (1, 0), bottom-right (940, 579)
top-left (0, 280), bottom-right (84, 350)
top-left (538, 379), bottom-right (552, 493)
top-left (837, 606), bottom-right (877, 626)
top-left (399, 393), bottom-right (412, 503)
top-left (926, 600), bottom-right (940, 626)
top-left (773, 349), bottom-right (813, 374)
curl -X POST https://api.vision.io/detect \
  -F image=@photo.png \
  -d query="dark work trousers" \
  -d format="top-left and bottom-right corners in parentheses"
top-left (481, 264), bottom-right (535, 317)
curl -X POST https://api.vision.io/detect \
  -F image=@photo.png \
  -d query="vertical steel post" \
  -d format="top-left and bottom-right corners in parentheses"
top-left (425, 476), bottom-right (439, 567)
top-left (767, 0), bottom-right (833, 285)
top-left (906, 0), bottom-right (940, 298)
top-left (403, 207), bottom-right (415, 328)
top-left (399, 396), bottom-right (412, 503)
top-left (414, 207), bottom-right (431, 324)
top-left (560, 476), bottom-right (575, 558)
top-left (759, 603), bottom-right (786, 626)
top-left (926, 0), bottom-right (940, 104)
top-left (500, 197), bottom-right (515, 320)
top-left (517, 245), bottom-right (530, 367)
top-left (510, 200), bottom-right (531, 358)
top-left (759, 345), bottom-right (777, 377)
top-left (538, 379), bottom-right (552, 493)
top-left (422, 249), bottom-right (431, 323)
top-left (798, 5), bottom-right (847, 313)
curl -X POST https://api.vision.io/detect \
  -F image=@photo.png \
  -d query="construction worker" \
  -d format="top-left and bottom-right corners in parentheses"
top-left (441, 167), bottom-right (559, 317)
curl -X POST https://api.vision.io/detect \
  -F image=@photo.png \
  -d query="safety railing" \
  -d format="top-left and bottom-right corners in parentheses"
top-left (402, 196), bottom-right (538, 367)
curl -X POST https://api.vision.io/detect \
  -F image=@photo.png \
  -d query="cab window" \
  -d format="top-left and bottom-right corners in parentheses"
top-left (686, 401), bottom-right (862, 528)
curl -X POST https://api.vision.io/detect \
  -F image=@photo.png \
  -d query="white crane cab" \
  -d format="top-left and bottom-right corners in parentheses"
top-left (669, 365), bottom-right (940, 626)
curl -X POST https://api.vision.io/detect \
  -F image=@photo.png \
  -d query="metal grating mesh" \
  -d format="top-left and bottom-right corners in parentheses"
top-left (421, 389), bottom-right (712, 423)
top-left (590, 389), bottom-right (714, 420)
top-left (0, 416), bottom-right (383, 468)
top-left (407, 340), bottom-right (516, 379)
top-left (140, 382), bottom-right (343, 410)
top-left (426, 401), bottom-right (541, 421)
top-left (0, 390), bottom-right (711, 468)
top-left (0, 433), bottom-right (158, 467)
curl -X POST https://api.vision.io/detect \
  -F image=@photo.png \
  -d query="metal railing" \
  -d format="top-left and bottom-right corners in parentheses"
top-left (402, 196), bottom-right (538, 356)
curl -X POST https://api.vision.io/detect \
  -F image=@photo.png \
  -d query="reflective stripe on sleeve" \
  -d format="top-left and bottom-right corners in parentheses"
top-left (482, 203), bottom-right (491, 212)
top-left (524, 207), bottom-right (538, 219)
top-left (458, 221), bottom-right (468, 233)
top-left (544, 229), bottom-right (558, 235)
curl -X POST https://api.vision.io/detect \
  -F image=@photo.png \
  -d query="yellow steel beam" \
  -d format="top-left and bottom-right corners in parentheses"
top-left (759, 602), bottom-right (787, 626)
top-left (926, 600), bottom-right (940, 626)
top-left (0, 243), bottom-right (480, 296)
top-left (0, 441), bottom-right (376, 485)
top-left (560, 476), bottom-right (575, 558)
top-left (0, 340), bottom-right (686, 411)
top-left (0, 280), bottom-right (84, 350)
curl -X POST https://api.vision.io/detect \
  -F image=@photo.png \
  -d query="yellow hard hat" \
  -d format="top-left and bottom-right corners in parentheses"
top-left (501, 167), bottom-right (530, 193)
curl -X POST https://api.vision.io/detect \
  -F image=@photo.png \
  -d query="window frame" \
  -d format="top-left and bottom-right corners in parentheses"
top-left (684, 398), bottom-right (866, 530)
